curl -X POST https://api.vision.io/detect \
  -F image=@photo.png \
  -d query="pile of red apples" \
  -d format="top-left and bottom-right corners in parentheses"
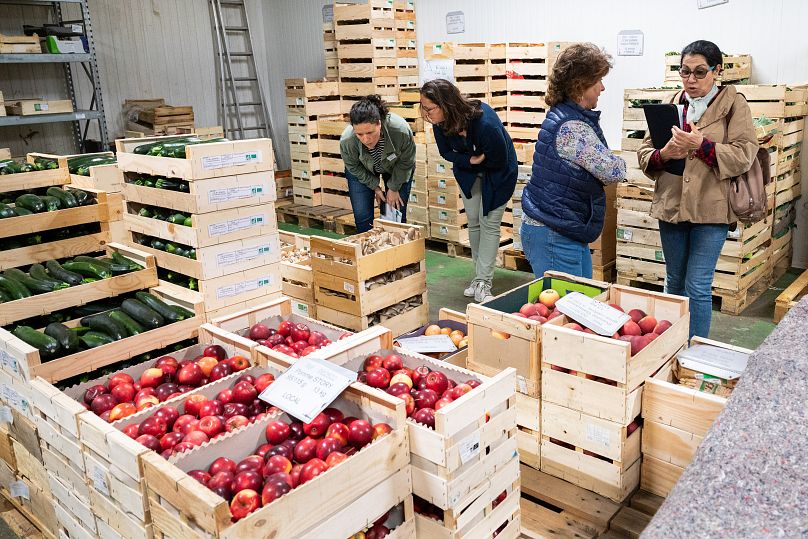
top-left (245, 320), bottom-right (351, 358)
top-left (561, 305), bottom-right (672, 356)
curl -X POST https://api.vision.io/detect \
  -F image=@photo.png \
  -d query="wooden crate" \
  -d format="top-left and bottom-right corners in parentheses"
top-left (640, 337), bottom-right (751, 497)
top-left (49, 471), bottom-right (98, 539)
top-left (774, 267), bottom-right (808, 323)
top-left (0, 243), bottom-right (157, 326)
top-left (394, 307), bottom-right (469, 367)
top-left (27, 151), bottom-right (123, 193)
top-left (115, 136), bottom-right (274, 180)
top-left (0, 185), bottom-right (122, 271)
top-left (122, 170), bottom-right (276, 214)
top-left (123, 199), bottom-right (277, 248)
top-left (126, 230), bottom-right (281, 281)
top-left (466, 272), bottom-right (609, 398)
top-left (0, 34), bottom-right (40, 54)
top-left (280, 232), bottom-right (315, 305)
top-left (0, 438), bottom-right (58, 538)
top-left (0, 282), bottom-right (204, 383)
top-left (664, 53), bottom-right (751, 85)
top-left (735, 84), bottom-right (808, 118)
top-left (315, 293), bottom-right (429, 336)
top-left (143, 363), bottom-right (409, 539)
top-left (541, 285), bottom-right (689, 424)
top-left (4, 99), bottom-right (73, 116)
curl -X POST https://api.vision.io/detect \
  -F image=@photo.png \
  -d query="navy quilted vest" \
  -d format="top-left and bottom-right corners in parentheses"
top-left (521, 101), bottom-right (607, 244)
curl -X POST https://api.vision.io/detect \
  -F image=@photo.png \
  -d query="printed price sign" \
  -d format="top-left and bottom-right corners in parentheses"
top-left (396, 335), bottom-right (457, 354)
top-left (555, 292), bottom-right (630, 336)
top-left (259, 358), bottom-right (356, 423)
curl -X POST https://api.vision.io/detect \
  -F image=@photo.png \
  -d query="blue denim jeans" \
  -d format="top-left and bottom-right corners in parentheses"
top-left (346, 169), bottom-right (412, 233)
top-left (520, 222), bottom-right (592, 279)
top-left (658, 220), bottom-right (729, 339)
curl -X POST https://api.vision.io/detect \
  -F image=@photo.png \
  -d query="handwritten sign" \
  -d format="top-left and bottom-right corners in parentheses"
top-left (258, 358), bottom-right (356, 423)
top-left (396, 335), bottom-right (457, 354)
top-left (555, 292), bottom-right (630, 336)
top-left (421, 59), bottom-right (455, 85)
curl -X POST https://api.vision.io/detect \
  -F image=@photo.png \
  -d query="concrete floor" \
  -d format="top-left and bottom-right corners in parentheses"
top-left (285, 222), bottom-right (792, 350)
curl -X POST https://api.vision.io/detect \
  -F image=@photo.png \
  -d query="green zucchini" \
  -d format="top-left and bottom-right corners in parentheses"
top-left (0, 203), bottom-right (15, 219)
top-left (135, 291), bottom-right (183, 322)
top-left (138, 208), bottom-right (153, 218)
top-left (81, 313), bottom-right (127, 341)
top-left (108, 310), bottom-right (144, 337)
top-left (0, 289), bottom-right (10, 302)
top-left (34, 157), bottom-right (59, 170)
top-left (12, 326), bottom-right (60, 357)
top-left (150, 239), bottom-right (166, 251)
top-left (0, 274), bottom-right (31, 299)
top-left (46, 187), bottom-right (78, 208)
top-left (39, 196), bottom-right (62, 211)
top-left (15, 194), bottom-right (45, 213)
top-left (154, 178), bottom-right (183, 190)
top-left (13, 207), bottom-right (32, 216)
top-left (45, 260), bottom-right (84, 286)
top-left (182, 216), bottom-right (193, 227)
top-left (168, 213), bottom-right (188, 225)
top-left (28, 264), bottom-right (68, 287)
top-left (70, 326), bottom-right (91, 336)
top-left (5, 268), bottom-right (68, 293)
top-left (111, 251), bottom-right (142, 271)
top-left (120, 298), bottom-right (164, 329)
top-left (80, 331), bottom-right (114, 348)
top-left (44, 323), bottom-right (80, 352)
top-left (172, 304), bottom-right (196, 319)
top-left (71, 189), bottom-right (92, 206)
top-left (61, 261), bottom-right (110, 279)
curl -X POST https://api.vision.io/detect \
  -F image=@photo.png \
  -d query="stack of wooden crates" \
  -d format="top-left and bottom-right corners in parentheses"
top-left (117, 135), bottom-right (283, 320)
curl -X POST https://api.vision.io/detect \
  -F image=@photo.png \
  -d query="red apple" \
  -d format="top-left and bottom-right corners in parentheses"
top-left (160, 431), bottom-right (183, 451)
top-left (155, 382), bottom-right (180, 402)
top-left (450, 383), bottom-right (473, 400)
top-left (366, 367), bottom-right (391, 389)
top-left (466, 379), bottom-right (481, 389)
top-left (177, 363), bottom-right (204, 387)
top-left (627, 309), bottom-right (646, 324)
top-left (187, 469), bottom-right (211, 485)
top-left (325, 451), bottom-right (348, 468)
top-left (348, 419), bottom-right (373, 448)
top-left (209, 457), bottom-right (237, 476)
top-left (198, 415), bottom-right (225, 438)
top-left (654, 320), bottom-right (672, 334)
top-left (608, 303), bottom-right (624, 312)
top-left (412, 388), bottom-right (439, 410)
top-left (236, 455), bottom-right (265, 474)
top-left (217, 388), bottom-right (234, 405)
top-left (183, 394), bottom-right (208, 417)
top-left (520, 302), bottom-right (539, 317)
top-left (363, 355), bottom-right (384, 372)
top-left (123, 423), bottom-right (140, 439)
top-left (400, 394), bottom-right (416, 416)
top-left (225, 415), bottom-right (250, 432)
top-left (154, 406), bottom-right (179, 428)
top-left (196, 356), bottom-right (219, 377)
top-left (638, 315), bottom-right (658, 335)
top-left (303, 412), bottom-right (332, 438)
top-left (223, 402), bottom-right (249, 419)
top-left (412, 408), bottom-right (436, 428)
top-left (228, 355), bottom-right (250, 372)
top-left (263, 455), bottom-right (292, 476)
top-left (372, 423), bottom-right (392, 440)
top-left (198, 399), bottom-right (224, 418)
top-left (109, 402), bottom-right (137, 422)
top-left (172, 414), bottom-right (196, 433)
top-left (91, 393), bottom-right (119, 415)
top-left (322, 407), bottom-right (344, 425)
top-left (172, 442), bottom-right (196, 454)
top-left (261, 478), bottom-right (291, 506)
top-left (265, 421), bottom-right (291, 444)
top-left (136, 394), bottom-right (160, 412)
top-left (620, 320), bottom-right (642, 336)
top-left (434, 397), bottom-right (454, 410)
top-left (136, 434), bottom-right (161, 452)
top-left (325, 423), bottom-right (350, 446)
top-left (424, 371), bottom-right (449, 395)
top-left (140, 368), bottom-right (165, 389)
top-left (249, 323), bottom-right (273, 341)
top-left (139, 416), bottom-right (168, 438)
top-left (298, 458), bottom-right (328, 485)
top-left (230, 488), bottom-right (260, 520)
top-left (316, 437), bottom-right (343, 460)
top-left (254, 373), bottom-right (275, 393)
top-left (563, 322), bottom-right (584, 332)
top-left (182, 430), bottom-right (209, 447)
top-left (209, 361), bottom-right (234, 382)
top-left (277, 320), bottom-right (294, 337)
top-left (535, 303), bottom-right (550, 318)
top-left (629, 335), bottom-right (647, 356)
top-left (382, 354), bottom-right (403, 372)
top-left (547, 310), bottom-right (563, 320)
top-left (308, 331), bottom-right (328, 347)
top-left (83, 384), bottom-right (108, 406)
top-left (412, 365), bottom-right (430, 385)
top-left (154, 356), bottom-right (179, 378)
top-left (231, 381), bottom-right (258, 405)
top-left (386, 382), bottom-right (411, 397)
top-left (293, 436), bottom-right (319, 463)
top-left (203, 345), bottom-right (227, 361)
top-left (290, 323), bottom-right (311, 343)
top-left (208, 470), bottom-right (235, 494)
top-left (108, 373), bottom-right (134, 391)
top-left (627, 420), bottom-right (639, 435)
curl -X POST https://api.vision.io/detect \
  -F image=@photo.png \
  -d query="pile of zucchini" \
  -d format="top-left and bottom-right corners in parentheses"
top-left (0, 252), bottom-right (142, 303)
top-left (67, 155), bottom-right (117, 176)
top-left (11, 291), bottom-right (195, 359)
top-left (137, 205), bottom-right (193, 227)
top-left (0, 157), bottom-right (59, 175)
top-left (127, 175), bottom-right (190, 192)
top-left (135, 233), bottom-right (196, 259)
top-left (158, 268), bottom-right (198, 292)
top-left (133, 136), bottom-right (228, 158)
top-left (0, 187), bottom-right (95, 219)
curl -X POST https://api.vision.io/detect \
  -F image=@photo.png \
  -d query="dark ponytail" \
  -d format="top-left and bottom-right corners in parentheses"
top-left (349, 94), bottom-right (389, 125)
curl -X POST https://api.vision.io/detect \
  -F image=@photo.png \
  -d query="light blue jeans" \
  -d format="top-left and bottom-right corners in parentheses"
top-left (520, 221), bottom-right (592, 279)
top-left (658, 220), bottom-right (729, 339)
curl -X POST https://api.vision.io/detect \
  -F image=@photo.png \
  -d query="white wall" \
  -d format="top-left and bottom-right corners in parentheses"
top-left (414, 0), bottom-right (808, 267)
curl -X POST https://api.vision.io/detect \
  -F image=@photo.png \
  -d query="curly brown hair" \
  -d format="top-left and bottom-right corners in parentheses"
top-left (419, 79), bottom-right (482, 136)
top-left (545, 43), bottom-right (613, 107)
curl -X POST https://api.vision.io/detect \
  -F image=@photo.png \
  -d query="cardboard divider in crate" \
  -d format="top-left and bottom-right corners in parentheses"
top-left (209, 295), bottom-right (351, 365)
top-left (540, 285), bottom-right (688, 424)
top-left (640, 336), bottom-right (750, 497)
top-left (262, 325), bottom-right (518, 514)
top-left (0, 282), bottom-right (205, 383)
top-left (142, 356), bottom-right (409, 539)
top-left (123, 199), bottom-right (277, 249)
top-left (0, 185), bottom-right (123, 271)
top-left (27, 151), bottom-right (123, 193)
top-left (0, 243), bottom-right (158, 327)
top-left (0, 156), bottom-right (70, 194)
top-left (122, 169), bottom-right (276, 215)
top-left (115, 135), bottom-right (274, 180)
top-left (395, 308), bottom-right (469, 368)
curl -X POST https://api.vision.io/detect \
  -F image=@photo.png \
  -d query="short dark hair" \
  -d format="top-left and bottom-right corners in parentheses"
top-left (681, 40), bottom-right (723, 69)
top-left (419, 79), bottom-right (482, 136)
top-left (545, 43), bottom-right (612, 107)
top-left (349, 95), bottom-right (389, 125)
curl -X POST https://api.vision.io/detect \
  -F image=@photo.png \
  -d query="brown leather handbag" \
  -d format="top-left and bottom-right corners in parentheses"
top-left (724, 103), bottom-right (771, 225)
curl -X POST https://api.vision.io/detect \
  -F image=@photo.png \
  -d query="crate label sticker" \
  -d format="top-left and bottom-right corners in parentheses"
top-left (406, 21), bottom-right (415, 30)
top-left (301, 170), bottom-right (309, 179)
top-left (438, 195), bottom-right (447, 205)
top-left (208, 214), bottom-right (266, 236)
top-left (408, 39), bottom-right (416, 47)
top-left (585, 423), bottom-right (611, 448)
top-left (655, 250), bottom-right (665, 261)
top-left (438, 179), bottom-right (447, 189)
top-left (88, 461), bottom-right (110, 496)
top-left (201, 150), bottom-right (263, 170)
top-left (216, 276), bottom-right (273, 299)
top-left (296, 97), bottom-right (304, 106)
top-left (343, 282), bottom-right (356, 294)
top-left (35, 103), bottom-right (49, 112)
top-left (292, 301), bottom-right (310, 317)
top-left (208, 185), bottom-right (265, 204)
top-left (216, 244), bottom-right (272, 267)
top-left (439, 211), bottom-right (448, 220)
top-left (436, 164), bottom-right (446, 173)
top-left (616, 228), bottom-right (633, 241)
top-left (0, 350), bottom-right (19, 375)
top-left (9, 481), bottom-right (29, 500)
top-left (387, 38), bottom-right (396, 47)
top-left (439, 225), bottom-right (449, 235)
top-left (458, 431), bottom-right (482, 464)
top-left (259, 357), bottom-right (356, 423)
top-left (516, 375), bottom-right (528, 394)
top-left (410, 193), bottom-right (419, 204)
top-left (0, 385), bottom-right (27, 415)
top-left (0, 406), bottom-right (12, 425)
top-left (432, 44), bottom-right (443, 54)
top-left (556, 292), bottom-right (630, 337)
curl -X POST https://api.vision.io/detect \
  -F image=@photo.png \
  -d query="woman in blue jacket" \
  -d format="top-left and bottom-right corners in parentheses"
top-left (420, 79), bottom-right (517, 303)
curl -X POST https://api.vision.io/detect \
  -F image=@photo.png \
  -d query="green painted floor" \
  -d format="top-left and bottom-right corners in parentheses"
top-left (282, 222), bottom-right (795, 350)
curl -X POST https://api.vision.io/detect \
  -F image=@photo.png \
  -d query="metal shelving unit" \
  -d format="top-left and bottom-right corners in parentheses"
top-left (0, 0), bottom-right (108, 151)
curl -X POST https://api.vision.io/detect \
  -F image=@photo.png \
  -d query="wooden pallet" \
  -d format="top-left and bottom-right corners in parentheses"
top-left (774, 267), bottom-right (808, 323)
top-left (427, 232), bottom-right (513, 259)
top-left (276, 203), bottom-right (352, 232)
top-left (0, 494), bottom-right (52, 539)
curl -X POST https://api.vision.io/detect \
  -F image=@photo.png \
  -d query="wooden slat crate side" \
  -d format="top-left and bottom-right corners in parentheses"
top-left (314, 298), bottom-right (429, 336)
top-left (639, 454), bottom-right (682, 498)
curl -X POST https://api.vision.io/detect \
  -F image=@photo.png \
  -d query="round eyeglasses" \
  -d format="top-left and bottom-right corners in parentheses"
top-left (679, 65), bottom-right (717, 79)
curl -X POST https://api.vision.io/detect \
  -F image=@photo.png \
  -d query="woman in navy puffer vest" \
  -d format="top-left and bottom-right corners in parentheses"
top-left (521, 43), bottom-right (626, 279)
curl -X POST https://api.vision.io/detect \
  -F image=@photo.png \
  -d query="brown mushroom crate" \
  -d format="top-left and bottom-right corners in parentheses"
top-left (122, 200), bottom-right (277, 249)
top-left (280, 326), bottom-right (518, 511)
top-left (280, 236), bottom-right (315, 305)
top-left (122, 170), bottom-right (276, 215)
top-left (143, 365), bottom-right (409, 539)
top-left (0, 282), bottom-right (204, 384)
top-left (540, 286), bottom-right (689, 425)
top-left (0, 243), bottom-right (158, 327)
top-left (316, 294), bottom-right (429, 336)
top-left (466, 272), bottom-right (610, 399)
top-left (115, 136), bottom-right (274, 180)
top-left (414, 460), bottom-right (521, 539)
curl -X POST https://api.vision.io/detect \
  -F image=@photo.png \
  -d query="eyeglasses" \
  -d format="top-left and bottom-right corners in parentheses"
top-left (421, 103), bottom-right (440, 114)
top-left (679, 65), bottom-right (716, 79)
